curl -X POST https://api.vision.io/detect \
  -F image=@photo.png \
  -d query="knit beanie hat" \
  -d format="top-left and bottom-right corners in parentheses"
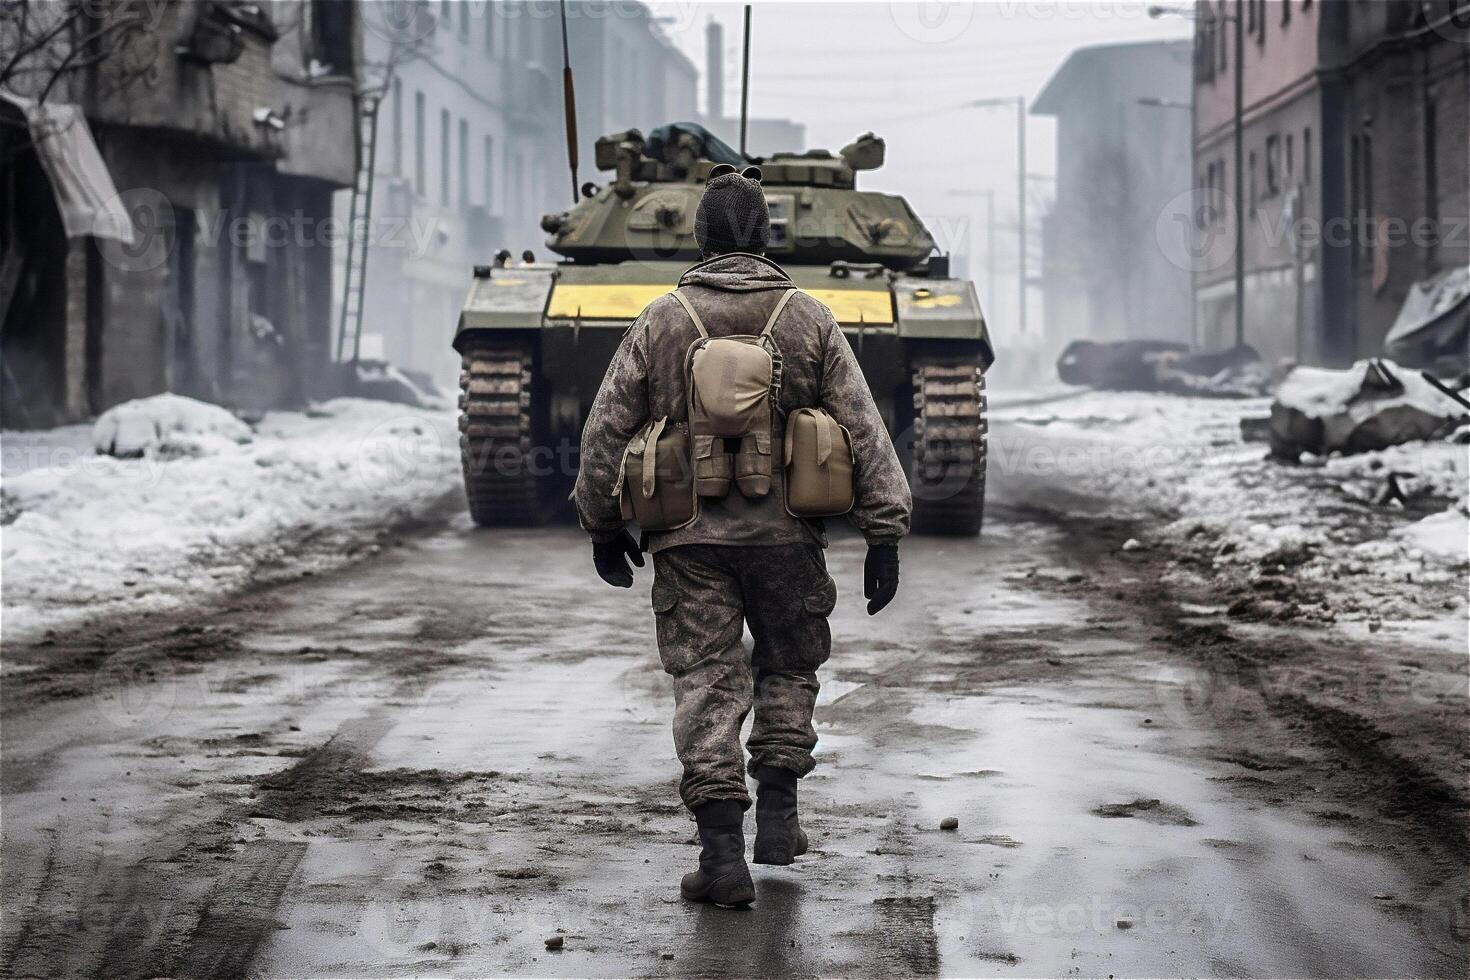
top-left (695, 166), bottom-right (769, 256)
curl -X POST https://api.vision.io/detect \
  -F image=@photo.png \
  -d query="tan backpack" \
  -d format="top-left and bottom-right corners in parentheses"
top-left (673, 287), bottom-right (797, 500)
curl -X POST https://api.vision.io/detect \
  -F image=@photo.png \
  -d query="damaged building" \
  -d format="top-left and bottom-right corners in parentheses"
top-left (1193, 0), bottom-right (1470, 368)
top-left (1, 0), bottom-right (360, 428)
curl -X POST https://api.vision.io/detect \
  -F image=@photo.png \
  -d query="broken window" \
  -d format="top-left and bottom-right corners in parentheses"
top-left (310, 0), bottom-right (354, 75)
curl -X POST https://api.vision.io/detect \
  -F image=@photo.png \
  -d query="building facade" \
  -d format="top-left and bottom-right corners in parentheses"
top-left (1032, 40), bottom-right (1195, 354)
top-left (1193, 0), bottom-right (1469, 367)
top-left (354, 0), bottom-right (698, 387)
top-left (1, 0), bottom-right (360, 427)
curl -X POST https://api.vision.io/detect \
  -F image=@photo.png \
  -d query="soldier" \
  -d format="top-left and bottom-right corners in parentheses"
top-left (574, 168), bottom-right (911, 907)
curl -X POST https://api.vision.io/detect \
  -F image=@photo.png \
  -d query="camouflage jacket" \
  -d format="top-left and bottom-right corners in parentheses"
top-left (574, 253), bottom-right (911, 553)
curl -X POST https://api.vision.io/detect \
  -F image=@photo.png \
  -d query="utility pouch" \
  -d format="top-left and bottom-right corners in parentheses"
top-left (734, 430), bottom-right (773, 497)
top-left (615, 417), bottom-right (697, 531)
top-left (784, 407), bottom-right (854, 518)
top-left (692, 434), bottom-right (733, 497)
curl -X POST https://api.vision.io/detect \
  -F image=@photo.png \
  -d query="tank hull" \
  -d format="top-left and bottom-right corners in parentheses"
top-left (456, 261), bottom-right (991, 534)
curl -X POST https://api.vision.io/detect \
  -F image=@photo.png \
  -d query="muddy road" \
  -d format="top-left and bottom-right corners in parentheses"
top-left (2, 504), bottom-right (1466, 977)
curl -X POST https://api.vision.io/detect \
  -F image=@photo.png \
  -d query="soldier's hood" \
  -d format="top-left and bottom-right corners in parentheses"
top-left (678, 253), bottom-right (793, 293)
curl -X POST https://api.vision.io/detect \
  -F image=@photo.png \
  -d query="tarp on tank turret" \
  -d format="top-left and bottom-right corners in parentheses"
top-left (645, 123), bottom-right (748, 166)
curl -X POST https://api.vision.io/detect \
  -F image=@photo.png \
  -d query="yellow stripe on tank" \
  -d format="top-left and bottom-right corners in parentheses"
top-left (545, 283), bottom-right (894, 325)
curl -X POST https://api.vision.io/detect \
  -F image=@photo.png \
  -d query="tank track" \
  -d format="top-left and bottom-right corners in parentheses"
top-left (910, 361), bottom-right (987, 536)
top-left (458, 341), bottom-right (545, 525)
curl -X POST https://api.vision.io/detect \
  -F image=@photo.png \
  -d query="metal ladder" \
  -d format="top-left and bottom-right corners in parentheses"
top-left (335, 91), bottom-right (382, 365)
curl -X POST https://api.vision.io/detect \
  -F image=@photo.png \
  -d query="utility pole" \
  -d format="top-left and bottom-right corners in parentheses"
top-left (968, 96), bottom-right (1028, 335)
top-left (1232, 0), bottom-right (1244, 350)
top-left (985, 189), bottom-right (996, 306)
top-left (1016, 95), bottom-right (1027, 336)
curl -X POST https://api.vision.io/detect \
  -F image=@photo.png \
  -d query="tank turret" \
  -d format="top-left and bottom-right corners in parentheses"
top-left (538, 124), bottom-right (937, 270)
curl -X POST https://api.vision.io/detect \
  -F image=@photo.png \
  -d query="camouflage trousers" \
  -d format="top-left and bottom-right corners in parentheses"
top-left (651, 543), bottom-right (837, 811)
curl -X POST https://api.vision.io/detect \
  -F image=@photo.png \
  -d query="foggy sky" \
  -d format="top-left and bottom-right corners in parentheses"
top-left (650, 1), bottom-right (1193, 340)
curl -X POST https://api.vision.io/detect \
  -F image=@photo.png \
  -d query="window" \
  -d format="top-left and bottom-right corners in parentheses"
top-left (310, 0), bottom-right (354, 74)
top-left (1303, 127), bottom-right (1312, 185)
top-left (1216, 3), bottom-right (1228, 73)
top-left (1265, 134), bottom-right (1281, 197)
top-left (440, 108), bottom-right (451, 206)
top-left (1282, 0), bottom-right (1291, 26)
top-left (1248, 150), bottom-right (1258, 208)
top-left (1425, 95), bottom-right (1439, 256)
top-left (483, 135), bottom-right (494, 210)
top-left (441, 0), bottom-right (452, 28)
top-left (1285, 132), bottom-right (1294, 181)
top-left (414, 91), bottom-right (426, 194)
top-left (458, 117), bottom-right (469, 209)
top-left (459, 0), bottom-right (469, 35)
top-left (391, 79), bottom-right (403, 178)
top-left (485, 2), bottom-right (494, 52)
top-left (1361, 130), bottom-right (1374, 259)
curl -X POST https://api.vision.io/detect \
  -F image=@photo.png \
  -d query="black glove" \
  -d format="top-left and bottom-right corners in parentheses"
top-left (864, 543), bottom-right (900, 616)
top-left (592, 529), bottom-right (644, 588)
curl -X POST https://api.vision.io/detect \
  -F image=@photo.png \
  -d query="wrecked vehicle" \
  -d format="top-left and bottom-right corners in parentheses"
top-left (1268, 358), bottom-right (1468, 460)
top-left (1057, 339), bottom-right (1268, 397)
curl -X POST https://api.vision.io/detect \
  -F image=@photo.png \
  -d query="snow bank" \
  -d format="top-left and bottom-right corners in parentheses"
top-left (92, 393), bottom-right (253, 458)
top-left (990, 388), bottom-right (1468, 623)
top-left (2, 398), bottom-right (459, 642)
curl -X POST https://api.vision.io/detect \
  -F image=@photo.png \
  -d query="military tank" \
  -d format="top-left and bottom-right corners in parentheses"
top-left (453, 124), bottom-right (995, 534)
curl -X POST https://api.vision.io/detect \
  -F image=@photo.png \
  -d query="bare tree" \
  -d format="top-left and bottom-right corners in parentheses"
top-left (0, 0), bottom-right (160, 105)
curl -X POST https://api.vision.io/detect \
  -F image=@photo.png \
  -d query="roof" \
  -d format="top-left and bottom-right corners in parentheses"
top-left (1031, 39), bottom-right (1193, 116)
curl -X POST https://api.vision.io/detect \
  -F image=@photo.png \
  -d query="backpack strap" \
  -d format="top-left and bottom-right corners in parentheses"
top-left (761, 288), bottom-right (799, 339)
top-left (670, 289), bottom-right (708, 339)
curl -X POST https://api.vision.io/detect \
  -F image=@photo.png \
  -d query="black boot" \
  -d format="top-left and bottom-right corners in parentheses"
top-left (752, 765), bottom-right (809, 866)
top-left (680, 800), bottom-right (755, 907)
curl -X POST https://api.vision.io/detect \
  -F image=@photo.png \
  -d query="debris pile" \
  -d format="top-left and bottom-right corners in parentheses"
top-left (1268, 358), bottom-right (1467, 461)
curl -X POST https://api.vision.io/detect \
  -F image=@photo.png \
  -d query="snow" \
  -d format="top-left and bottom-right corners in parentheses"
top-left (1398, 508), bottom-right (1470, 563)
top-left (1272, 359), bottom-right (1460, 454)
top-left (2, 398), bottom-right (459, 642)
top-left (991, 388), bottom-right (1469, 625)
top-left (92, 393), bottom-right (253, 458)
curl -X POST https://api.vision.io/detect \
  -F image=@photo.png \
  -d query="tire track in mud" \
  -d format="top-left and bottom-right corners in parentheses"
top-left (4, 690), bottom-right (414, 979)
top-left (173, 840), bottom-right (309, 980)
top-left (1026, 511), bottom-right (1470, 876)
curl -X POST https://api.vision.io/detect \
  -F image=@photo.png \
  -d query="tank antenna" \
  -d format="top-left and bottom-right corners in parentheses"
top-left (559, 0), bottom-right (579, 202)
top-left (738, 4), bottom-right (751, 158)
